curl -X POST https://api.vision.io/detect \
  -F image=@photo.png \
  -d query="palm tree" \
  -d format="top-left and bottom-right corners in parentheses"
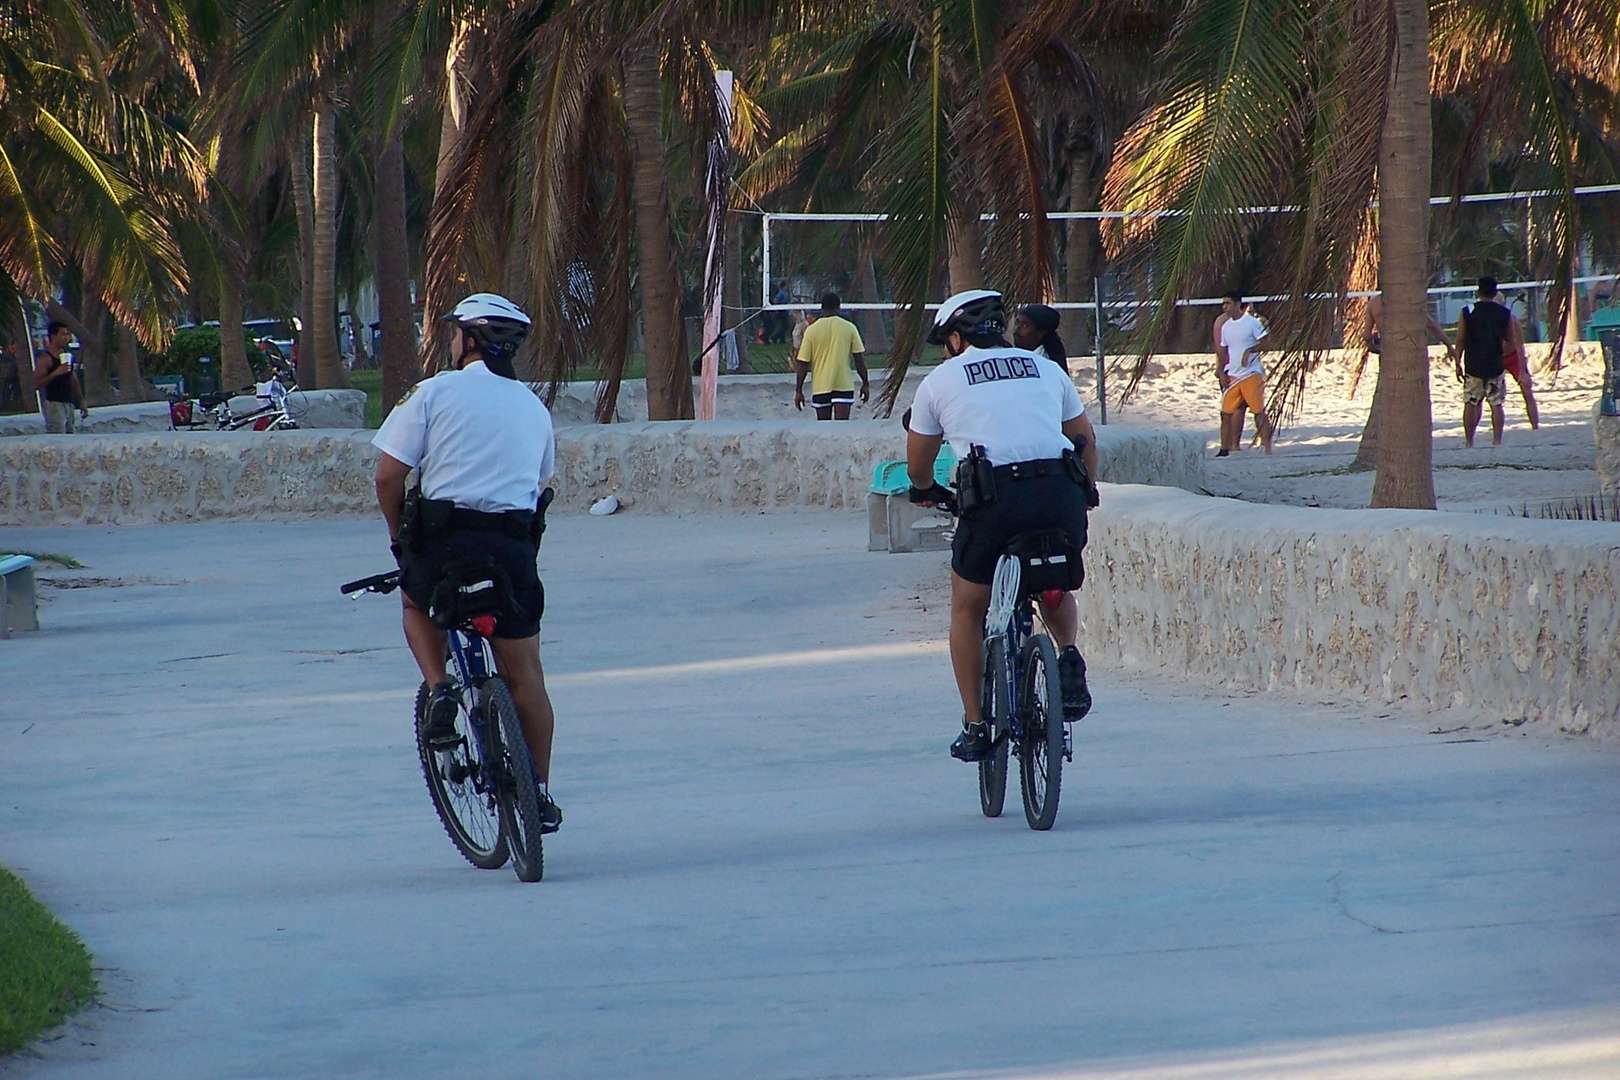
top-left (742, 1), bottom-right (1095, 408)
top-left (0, 0), bottom-right (205, 372)
top-left (1099, 0), bottom-right (1618, 508)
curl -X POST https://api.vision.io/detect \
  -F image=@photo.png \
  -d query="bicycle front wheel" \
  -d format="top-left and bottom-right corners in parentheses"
top-left (1018, 634), bottom-right (1065, 830)
top-left (485, 677), bottom-right (545, 883)
top-left (978, 635), bottom-right (1009, 817)
top-left (416, 681), bottom-right (508, 869)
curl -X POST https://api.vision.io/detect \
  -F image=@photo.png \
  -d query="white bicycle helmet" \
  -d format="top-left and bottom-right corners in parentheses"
top-left (443, 292), bottom-right (531, 366)
top-left (928, 289), bottom-right (1007, 345)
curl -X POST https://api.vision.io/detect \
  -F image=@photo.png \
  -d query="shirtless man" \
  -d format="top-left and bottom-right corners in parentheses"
top-left (1364, 293), bottom-right (1457, 368)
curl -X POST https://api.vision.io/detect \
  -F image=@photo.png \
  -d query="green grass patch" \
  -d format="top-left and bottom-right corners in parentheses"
top-left (348, 370), bottom-right (384, 429)
top-left (0, 866), bottom-right (97, 1054)
top-left (7, 551), bottom-right (84, 569)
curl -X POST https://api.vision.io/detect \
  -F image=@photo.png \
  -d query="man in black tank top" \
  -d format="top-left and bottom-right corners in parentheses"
top-left (1453, 277), bottom-right (1510, 447)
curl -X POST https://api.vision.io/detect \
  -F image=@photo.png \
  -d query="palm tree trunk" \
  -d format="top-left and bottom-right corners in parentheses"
top-left (621, 42), bottom-right (693, 420)
top-left (291, 123), bottom-right (318, 389)
top-left (423, 20), bottom-right (476, 370)
top-left (1370, 0), bottom-right (1436, 509)
top-left (856, 234), bottom-right (889, 352)
top-left (948, 213), bottom-right (984, 294)
top-left (112, 322), bottom-right (160, 402)
top-left (1063, 155), bottom-right (1095, 345)
top-left (219, 266), bottom-right (255, 391)
top-left (311, 105), bottom-right (347, 389)
top-left (376, 126), bottom-right (417, 414)
top-left (78, 292), bottom-right (115, 406)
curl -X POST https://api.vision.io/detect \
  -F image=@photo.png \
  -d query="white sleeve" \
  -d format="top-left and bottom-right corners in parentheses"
top-left (1058, 372), bottom-right (1084, 420)
top-left (539, 425), bottom-right (556, 485)
top-left (908, 376), bottom-right (944, 436)
top-left (371, 381), bottom-right (430, 467)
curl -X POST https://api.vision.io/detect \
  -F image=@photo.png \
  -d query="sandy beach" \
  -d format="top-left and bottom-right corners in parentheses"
top-left (1082, 342), bottom-right (1611, 513)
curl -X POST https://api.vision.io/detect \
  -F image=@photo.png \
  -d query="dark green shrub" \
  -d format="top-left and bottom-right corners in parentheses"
top-left (150, 326), bottom-right (264, 381)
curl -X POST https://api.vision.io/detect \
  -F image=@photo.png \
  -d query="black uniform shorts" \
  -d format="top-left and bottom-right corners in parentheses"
top-left (951, 472), bottom-right (1090, 586)
top-left (400, 530), bottom-right (545, 639)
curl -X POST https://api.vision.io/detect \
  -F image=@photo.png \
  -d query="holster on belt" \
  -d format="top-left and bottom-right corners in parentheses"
top-left (955, 443), bottom-right (996, 514)
top-left (1063, 448), bottom-right (1100, 508)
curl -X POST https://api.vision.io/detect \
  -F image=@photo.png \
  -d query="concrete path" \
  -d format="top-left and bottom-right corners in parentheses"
top-left (2, 512), bottom-right (1618, 1079)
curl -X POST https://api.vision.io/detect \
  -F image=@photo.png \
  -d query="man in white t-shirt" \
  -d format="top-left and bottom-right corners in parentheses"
top-left (1217, 292), bottom-right (1274, 454)
top-left (372, 292), bottom-right (562, 832)
top-left (906, 289), bottom-right (1100, 764)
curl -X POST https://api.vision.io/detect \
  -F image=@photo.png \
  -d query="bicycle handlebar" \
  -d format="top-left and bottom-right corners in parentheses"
top-left (340, 569), bottom-right (400, 595)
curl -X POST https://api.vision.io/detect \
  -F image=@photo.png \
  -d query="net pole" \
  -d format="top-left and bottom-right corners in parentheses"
top-left (761, 213), bottom-right (772, 311)
top-left (1093, 276), bottom-right (1107, 425)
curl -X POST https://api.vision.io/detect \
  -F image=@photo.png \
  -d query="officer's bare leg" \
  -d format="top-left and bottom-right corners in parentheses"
top-left (1041, 591), bottom-right (1079, 650)
top-left (491, 635), bottom-right (555, 784)
top-left (401, 596), bottom-right (448, 686)
top-left (950, 572), bottom-right (992, 727)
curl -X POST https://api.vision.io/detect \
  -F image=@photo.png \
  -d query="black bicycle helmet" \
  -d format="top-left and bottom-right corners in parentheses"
top-left (927, 289), bottom-right (1007, 345)
top-left (443, 293), bottom-right (531, 371)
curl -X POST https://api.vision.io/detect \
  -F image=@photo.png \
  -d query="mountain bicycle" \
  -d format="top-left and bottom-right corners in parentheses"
top-left (341, 566), bottom-right (547, 882)
top-left (976, 537), bottom-right (1076, 830)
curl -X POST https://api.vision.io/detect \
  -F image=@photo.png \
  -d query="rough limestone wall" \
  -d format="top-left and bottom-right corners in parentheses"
top-left (1078, 485), bottom-right (1620, 738)
top-left (0, 432), bottom-right (379, 524)
top-left (0, 423), bottom-right (1202, 525)
top-left (549, 421), bottom-right (1204, 511)
top-left (1595, 401), bottom-right (1620, 496)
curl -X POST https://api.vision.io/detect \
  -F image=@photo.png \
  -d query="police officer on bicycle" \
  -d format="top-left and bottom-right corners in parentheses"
top-left (906, 289), bottom-right (1099, 763)
top-left (372, 292), bottom-right (563, 832)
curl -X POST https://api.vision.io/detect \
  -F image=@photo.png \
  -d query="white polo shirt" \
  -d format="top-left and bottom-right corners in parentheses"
top-left (373, 361), bottom-right (555, 513)
top-left (1220, 312), bottom-right (1267, 380)
top-left (908, 345), bottom-right (1083, 466)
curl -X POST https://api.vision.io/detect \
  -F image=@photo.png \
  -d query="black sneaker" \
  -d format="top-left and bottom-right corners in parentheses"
top-left (537, 790), bottom-right (563, 834)
top-left (420, 682), bottom-right (461, 748)
top-left (1215, 448), bottom-right (1230, 458)
top-left (1059, 646), bottom-right (1092, 720)
top-left (950, 722), bottom-right (992, 762)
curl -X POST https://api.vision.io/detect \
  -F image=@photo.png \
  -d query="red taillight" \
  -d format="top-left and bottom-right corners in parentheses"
top-left (471, 614), bottom-right (497, 638)
top-left (1040, 589), bottom-right (1066, 610)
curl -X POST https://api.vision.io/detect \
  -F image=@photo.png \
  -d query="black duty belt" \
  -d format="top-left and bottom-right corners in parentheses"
top-left (448, 506), bottom-right (535, 534)
top-left (991, 458), bottom-right (1066, 484)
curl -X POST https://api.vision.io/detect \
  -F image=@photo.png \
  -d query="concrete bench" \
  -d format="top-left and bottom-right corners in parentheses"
top-left (0, 554), bottom-right (39, 638)
top-left (867, 451), bottom-right (957, 554)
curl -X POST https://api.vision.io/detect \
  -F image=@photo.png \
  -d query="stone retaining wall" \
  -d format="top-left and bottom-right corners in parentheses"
top-left (0, 389), bottom-right (365, 437)
top-left (1078, 485), bottom-right (1620, 738)
top-left (0, 423), bottom-right (1202, 525)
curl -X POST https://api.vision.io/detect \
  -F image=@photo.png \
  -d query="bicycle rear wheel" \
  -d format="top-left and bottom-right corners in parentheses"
top-left (978, 636), bottom-right (1009, 817)
top-left (415, 681), bottom-right (508, 869)
top-left (485, 677), bottom-right (545, 883)
top-left (1018, 634), bottom-right (1065, 830)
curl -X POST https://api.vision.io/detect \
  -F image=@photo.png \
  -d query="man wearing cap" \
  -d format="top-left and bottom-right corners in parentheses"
top-left (905, 289), bottom-right (1100, 764)
top-left (372, 292), bottom-right (563, 833)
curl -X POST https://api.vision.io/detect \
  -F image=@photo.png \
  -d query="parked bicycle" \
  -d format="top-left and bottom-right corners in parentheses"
top-left (976, 536), bottom-right (1077, 830)
top-left (341, 565), bottom-right (548, 882)
top-left (168, 379), bottom-right (300, 431)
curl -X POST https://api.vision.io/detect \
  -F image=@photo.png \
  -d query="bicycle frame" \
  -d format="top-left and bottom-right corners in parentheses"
top-left (985, 555), bottom-right (1074, 761)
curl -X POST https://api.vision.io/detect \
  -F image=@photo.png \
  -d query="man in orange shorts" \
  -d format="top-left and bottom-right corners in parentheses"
top-left (1217, 292), bottom-right (1274, 454)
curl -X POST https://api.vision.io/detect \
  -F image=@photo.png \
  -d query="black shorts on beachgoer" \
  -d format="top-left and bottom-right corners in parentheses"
top-left (812, 390), bottom-right (855, 409)
top-left (401, 530), bottom-right (545, 639)
top-left (951, 470), bottom-right (1090, 586)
